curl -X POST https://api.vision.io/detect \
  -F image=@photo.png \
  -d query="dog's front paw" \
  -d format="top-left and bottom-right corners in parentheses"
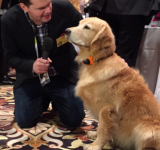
top-left (83, 144), bottom-right (101, 150)
top-left (87, 131), bottom-right (97, 140)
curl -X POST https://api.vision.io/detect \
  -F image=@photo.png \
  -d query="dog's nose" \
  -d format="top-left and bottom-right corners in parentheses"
top-left (65, 29), bottom-right (71, 35)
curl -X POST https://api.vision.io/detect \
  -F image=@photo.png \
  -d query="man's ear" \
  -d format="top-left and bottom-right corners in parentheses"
top-left (20, 3), bottom-right (29, 13)
top-left (91, 24), bottom-right (112, 50)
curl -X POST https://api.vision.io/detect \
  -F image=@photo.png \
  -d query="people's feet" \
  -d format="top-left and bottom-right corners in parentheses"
top-left (0, 76), bottom-right (15, 85)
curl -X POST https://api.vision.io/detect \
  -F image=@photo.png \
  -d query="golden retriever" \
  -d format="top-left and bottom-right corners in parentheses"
top-left (65, 17), bottom-right (160, 150)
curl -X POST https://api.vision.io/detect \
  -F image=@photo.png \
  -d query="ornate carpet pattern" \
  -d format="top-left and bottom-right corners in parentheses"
top-left (0, 85), bottom-right (114, 150)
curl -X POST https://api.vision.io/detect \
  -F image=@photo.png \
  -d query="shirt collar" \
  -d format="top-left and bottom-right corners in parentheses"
top-left (24, 12), bottom-right (46, 28)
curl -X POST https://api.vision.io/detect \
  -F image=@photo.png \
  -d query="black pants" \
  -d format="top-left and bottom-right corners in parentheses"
top-left (0, 56), bottom-right (8, 79)
top-left (97, 13), bottom-right (145, 67)
top-left (14, 75), bottom-right (85, 128)
top-left (0, 16), bottom-right (8, 80)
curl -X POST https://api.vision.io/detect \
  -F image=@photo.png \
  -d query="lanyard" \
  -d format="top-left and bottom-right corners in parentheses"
top-left (34, 37), bottom-right (39, 58)
top-left (33, 24), bottom-right (48, 58)
top-left (26, 13), bottom-right (47, 58)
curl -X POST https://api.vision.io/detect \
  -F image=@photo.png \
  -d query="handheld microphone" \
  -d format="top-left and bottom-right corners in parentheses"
top-left (40, 37), bottom-right (53, 79)
top-left (42, 37), bottom-right (53, 59)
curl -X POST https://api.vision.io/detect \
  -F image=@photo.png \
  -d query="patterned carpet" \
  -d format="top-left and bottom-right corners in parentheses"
top-left (0, 85), bottom-right (114, 150)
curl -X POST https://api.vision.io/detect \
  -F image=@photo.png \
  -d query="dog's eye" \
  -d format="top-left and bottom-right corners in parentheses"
top-left (84, 25), bottom-right (90, 30)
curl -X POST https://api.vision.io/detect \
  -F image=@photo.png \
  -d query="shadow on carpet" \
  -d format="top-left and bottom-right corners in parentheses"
top-left (0, 85), bottom-right (116, 150)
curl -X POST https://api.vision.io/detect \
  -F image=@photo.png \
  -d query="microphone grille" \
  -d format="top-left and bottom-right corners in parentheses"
top-left (42, 37), bottom-right (53, 52)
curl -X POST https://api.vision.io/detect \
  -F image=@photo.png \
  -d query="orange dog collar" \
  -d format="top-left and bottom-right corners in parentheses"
top-left (83, 56), bottom-right (94, 65)
top-left (83, 54), bottom-right (113, 65)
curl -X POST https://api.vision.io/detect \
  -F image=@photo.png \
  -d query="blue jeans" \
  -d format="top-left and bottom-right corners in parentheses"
top-left (14, 75), bottom-right (85, 128)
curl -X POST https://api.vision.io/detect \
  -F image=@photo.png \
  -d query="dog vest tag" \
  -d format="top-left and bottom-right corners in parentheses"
top-left (56, 34), bottom-right (68, 47)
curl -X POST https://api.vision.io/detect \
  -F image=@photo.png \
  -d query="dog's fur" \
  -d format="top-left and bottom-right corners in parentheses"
top-left (66, 17), bottom-right (160, 150)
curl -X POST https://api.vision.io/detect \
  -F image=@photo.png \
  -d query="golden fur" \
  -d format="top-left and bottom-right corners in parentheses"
top-left (66, 0), bottom-right (81, 12)
top-left (66, 17), bottom-right (160, 150)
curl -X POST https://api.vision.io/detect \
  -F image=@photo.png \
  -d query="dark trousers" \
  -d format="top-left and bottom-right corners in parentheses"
top-left (98, 13), bottom-right (145, 67)
top-left (14, 75), bottom-right (85, 128)
top-left (0, 55), bottom-right (8, 79)
top-left (0, 16), bottom-right (9, 79)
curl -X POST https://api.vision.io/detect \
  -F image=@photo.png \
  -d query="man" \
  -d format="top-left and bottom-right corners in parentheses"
top-left (88, 0), bottom-right (159, 67)
top-left (1, 0), bottom-right (85, 128)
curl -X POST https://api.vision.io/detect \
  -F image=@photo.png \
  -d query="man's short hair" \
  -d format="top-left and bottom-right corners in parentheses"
top-left (18, 0), bottom-right (32, 7)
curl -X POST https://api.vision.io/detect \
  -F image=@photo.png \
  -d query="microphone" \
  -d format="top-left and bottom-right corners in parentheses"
top-left (42, 37), bottom-right (53, 59)
top-left (40, 37), bottom-right (53, 79)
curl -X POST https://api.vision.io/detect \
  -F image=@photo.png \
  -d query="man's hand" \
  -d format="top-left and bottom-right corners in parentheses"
top-left (33, 58), bottom-right (52, 74)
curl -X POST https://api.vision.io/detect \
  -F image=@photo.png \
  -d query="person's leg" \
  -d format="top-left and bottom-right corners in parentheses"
top-left (88, 7), bottom-right (98, 17)
top-left (0, 19), bottom-right (5, 81)
top-left (0, 57), bottom-right (5, 80)
top-left (0, 57), bottom-right (15, 85)
top-left (14, 79), bottom-right (45, 128)
top-left (116, 15), bottom-right (145, 67)
top-left (0, 16), bottom-right (14, 85)
top-left (98, 12), bottom-right (119, 46)
top-left (47, 75), bottom-right (85, 127)
top-left (98, 13), bottom-right (145, 67)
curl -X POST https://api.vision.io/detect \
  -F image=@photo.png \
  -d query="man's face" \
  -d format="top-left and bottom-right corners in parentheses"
top-left (21, 0), bottom-right (52, 25)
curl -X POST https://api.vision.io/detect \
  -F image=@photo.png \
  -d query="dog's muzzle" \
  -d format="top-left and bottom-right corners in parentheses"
top-left (65, 29), bottom-right (71, 36)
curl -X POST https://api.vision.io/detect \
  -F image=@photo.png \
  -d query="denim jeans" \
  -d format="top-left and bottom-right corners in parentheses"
top-left (14, 75), bottom-right (85, 128)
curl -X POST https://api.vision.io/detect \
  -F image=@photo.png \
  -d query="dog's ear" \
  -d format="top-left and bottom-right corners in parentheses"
top-left (91, 24), bottom-right (113, 50)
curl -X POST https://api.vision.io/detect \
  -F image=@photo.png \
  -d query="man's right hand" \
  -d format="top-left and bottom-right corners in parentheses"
top-left (33, 58), bottom-right (52, 74)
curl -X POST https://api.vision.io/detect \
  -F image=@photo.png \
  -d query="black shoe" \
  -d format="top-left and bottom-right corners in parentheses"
top-left (0, 76), bottom-right (15, 85)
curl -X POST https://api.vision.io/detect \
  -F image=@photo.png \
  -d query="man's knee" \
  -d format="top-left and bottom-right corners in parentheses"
top-left (16, 119), bottom-right (37, 128)
top-left (60, 110), bottom-right (85, 127)
top-left (66, 117), bottom-right (84, 127)
top-left (15, 114), bottom-right (38, 128)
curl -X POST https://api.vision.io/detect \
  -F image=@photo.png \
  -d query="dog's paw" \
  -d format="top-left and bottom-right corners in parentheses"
top-left (83, 144), bottom-right (101, 150)
top-left (87, 131), bottom-right (97, 140)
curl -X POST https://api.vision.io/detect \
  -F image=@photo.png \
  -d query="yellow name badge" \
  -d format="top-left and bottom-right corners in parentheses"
top-left (56, 34), bottom-right (68, 47)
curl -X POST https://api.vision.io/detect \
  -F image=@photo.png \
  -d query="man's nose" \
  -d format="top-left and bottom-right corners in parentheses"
top-left (65, 29), bottom-right (71, 35)
top-left (45, 4), bottom-right (52, 13)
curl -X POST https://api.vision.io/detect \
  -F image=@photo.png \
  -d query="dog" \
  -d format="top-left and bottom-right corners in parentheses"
top-left (65, 17), bottom-right (160, 150)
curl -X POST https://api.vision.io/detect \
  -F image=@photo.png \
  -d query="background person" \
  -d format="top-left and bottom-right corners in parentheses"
top-left (0, 0), bottom-right (19, 85)
top-left (88, 0), bottom-right (159, 67)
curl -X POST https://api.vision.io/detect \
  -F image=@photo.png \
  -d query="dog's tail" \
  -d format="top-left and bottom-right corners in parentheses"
top-left (134, 120), bottom-right (160, 150)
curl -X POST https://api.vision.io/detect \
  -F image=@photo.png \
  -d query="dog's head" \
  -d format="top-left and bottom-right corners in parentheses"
top-left (65, 17), bottom-right (116, 63)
